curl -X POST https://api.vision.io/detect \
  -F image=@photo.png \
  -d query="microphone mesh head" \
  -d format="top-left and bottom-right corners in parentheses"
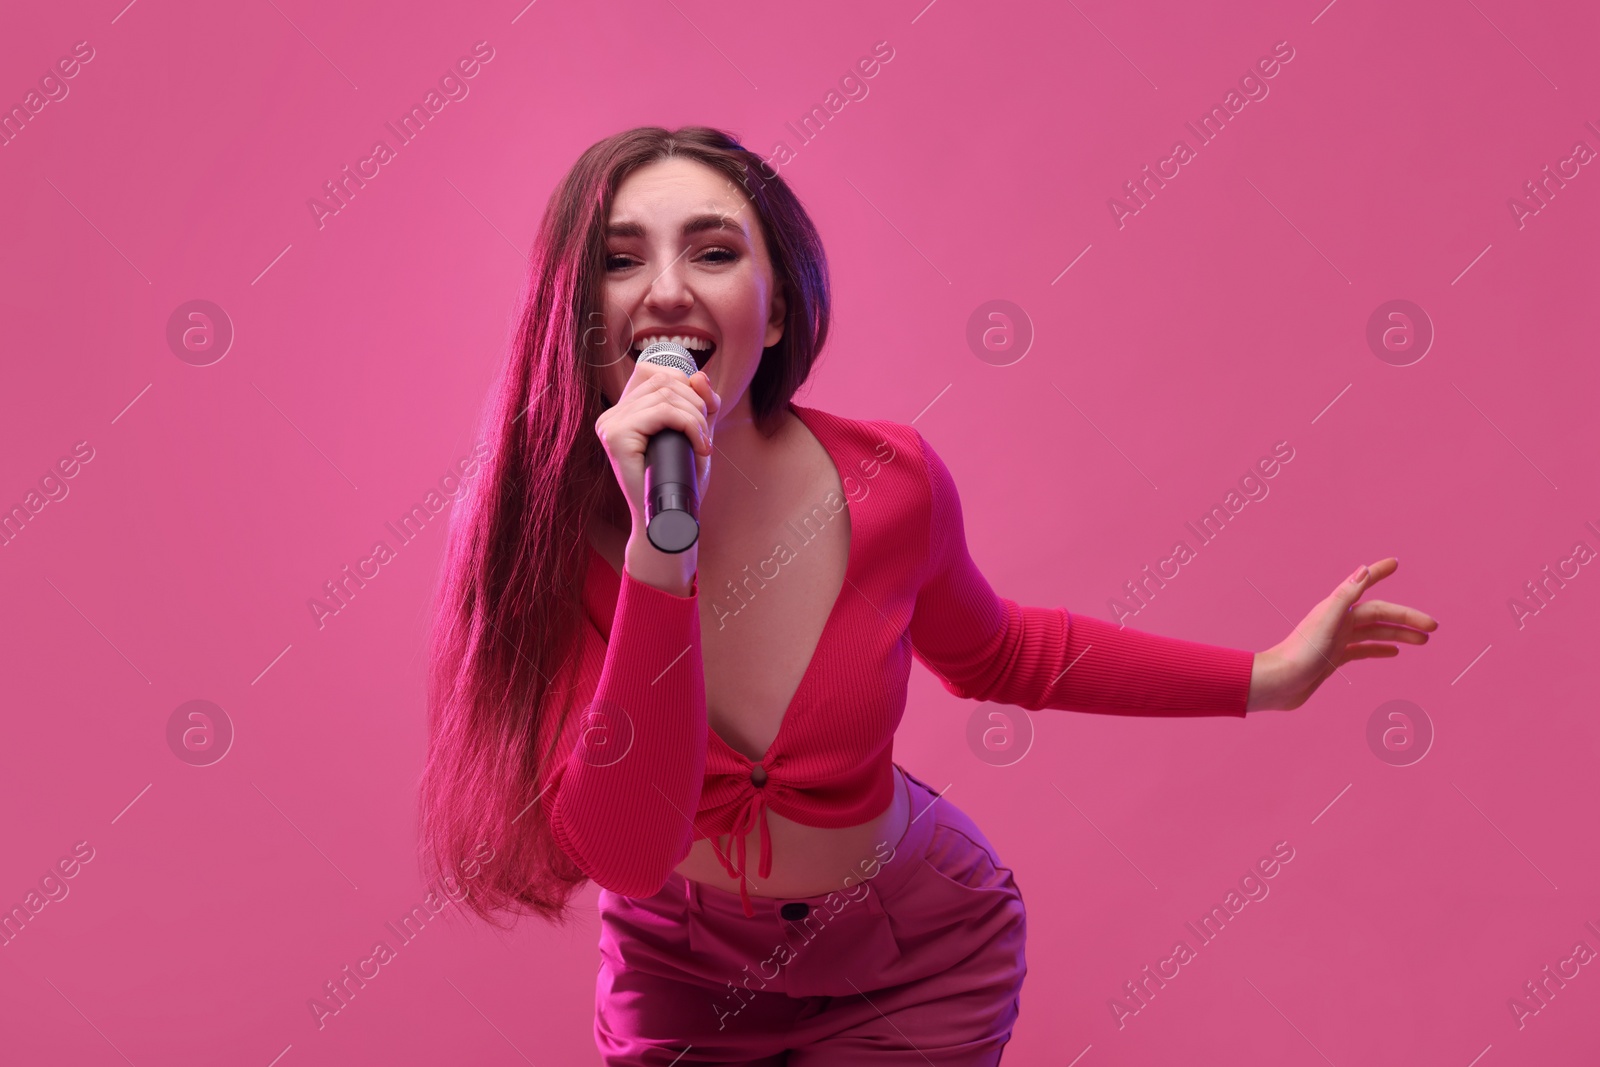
top-left (636, 340), bottom-right (697, 376)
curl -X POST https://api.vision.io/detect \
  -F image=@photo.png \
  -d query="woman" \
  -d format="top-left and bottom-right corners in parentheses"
top-left (418, 126), bottom-right (1436, 1065)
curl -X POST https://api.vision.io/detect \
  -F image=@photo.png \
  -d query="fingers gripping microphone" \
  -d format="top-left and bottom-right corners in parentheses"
top-left (636, 340), bottom-right (702, 553)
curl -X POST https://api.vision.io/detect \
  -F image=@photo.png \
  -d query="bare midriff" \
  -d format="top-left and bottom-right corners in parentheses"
top-left (673, 764), bottom-right (911, 899)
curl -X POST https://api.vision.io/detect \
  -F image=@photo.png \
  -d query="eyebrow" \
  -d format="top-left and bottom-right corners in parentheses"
top-left (606, 213), bottom-right (746, 240)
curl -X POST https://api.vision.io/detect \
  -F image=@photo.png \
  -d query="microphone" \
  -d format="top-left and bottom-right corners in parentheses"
top-left (636, 340), bottom-right (701, 553)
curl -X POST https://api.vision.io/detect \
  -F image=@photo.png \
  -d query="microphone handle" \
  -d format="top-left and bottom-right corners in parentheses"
top-left (644, 426), bottom-right (700, 553)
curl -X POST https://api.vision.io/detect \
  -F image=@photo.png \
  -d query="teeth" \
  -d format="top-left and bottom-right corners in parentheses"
top-left (634, 334), bottom-right (713, 351)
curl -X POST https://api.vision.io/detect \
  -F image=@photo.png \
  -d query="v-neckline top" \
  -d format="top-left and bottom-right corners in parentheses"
top-left (584, 401), bottom-right (857, 769)
top-left (559, 402), bottom-right (1257, 917)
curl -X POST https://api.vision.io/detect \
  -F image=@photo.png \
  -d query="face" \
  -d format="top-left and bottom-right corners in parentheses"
top-left (592, 157), bottom-right (787, 429)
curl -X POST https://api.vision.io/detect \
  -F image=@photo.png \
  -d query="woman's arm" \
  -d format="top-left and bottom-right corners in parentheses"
top-left (907, 432), bottom-right (1255, 717)
top-left (538, 357), bottom-right (720, 897)
top-left (538, 565), bottom-right (707, 898)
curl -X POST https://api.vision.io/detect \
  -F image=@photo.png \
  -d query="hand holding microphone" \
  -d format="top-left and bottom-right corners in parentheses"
top-left (635, 340), bottom-right (711, 553)
top-left (593, 340), bottom-right (719, 590)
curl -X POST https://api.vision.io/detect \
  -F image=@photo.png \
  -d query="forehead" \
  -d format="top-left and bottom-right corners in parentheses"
top-left (608, 157), bottom-right (754, 231)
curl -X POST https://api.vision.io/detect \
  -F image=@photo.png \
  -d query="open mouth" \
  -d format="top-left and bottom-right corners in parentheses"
top-left (630, 335), bottom-right (717, 371)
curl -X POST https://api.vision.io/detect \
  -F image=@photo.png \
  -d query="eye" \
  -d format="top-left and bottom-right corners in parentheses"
top-left (698, 246), bottom-right (738, 264)
top-left (605, 254), bottom-right (637, 272)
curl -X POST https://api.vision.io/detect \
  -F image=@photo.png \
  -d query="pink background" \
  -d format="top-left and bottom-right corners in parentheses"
top-left (2, 0), bottom-right (1597, 1063)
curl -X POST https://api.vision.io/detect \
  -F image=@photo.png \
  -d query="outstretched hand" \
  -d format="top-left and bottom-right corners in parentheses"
top-left (1246, 558), bottom-right (1438, 713)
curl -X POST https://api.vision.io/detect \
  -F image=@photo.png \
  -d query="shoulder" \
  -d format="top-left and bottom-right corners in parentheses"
top-left (788, 403), bottom-right (956, 568)
top-left (789, 404), bottom-right (968, 585)
top-left (787, 402), bottom-right (936, 491)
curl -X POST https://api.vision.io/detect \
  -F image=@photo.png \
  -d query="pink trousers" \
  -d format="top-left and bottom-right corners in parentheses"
top-left (594, 765), bottom-right (1027, 1065)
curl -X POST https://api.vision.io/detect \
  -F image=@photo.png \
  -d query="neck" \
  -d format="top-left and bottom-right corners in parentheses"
top-left (700, 392), bottom-right (792, 522)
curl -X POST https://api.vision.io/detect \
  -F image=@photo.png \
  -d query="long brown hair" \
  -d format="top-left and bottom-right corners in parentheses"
top-left (417, 126), bottom-right (831, 927)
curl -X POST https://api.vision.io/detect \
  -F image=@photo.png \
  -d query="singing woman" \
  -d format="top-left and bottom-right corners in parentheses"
top-left (418, 125), bottom-right (1437, 1066)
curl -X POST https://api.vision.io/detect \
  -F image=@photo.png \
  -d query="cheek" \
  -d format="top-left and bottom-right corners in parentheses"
top-left (589, 299), bottom-right (633, 375)
top-left (599, 293), bottom-right (633, 349)
top-left (600, 272), bottom-right (640, 323)
top-left (707, 274), bottom-right (768, 341)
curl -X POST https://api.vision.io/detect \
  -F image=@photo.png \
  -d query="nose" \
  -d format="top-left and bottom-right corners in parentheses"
top-left (643, 248), bottom-right (694, 312)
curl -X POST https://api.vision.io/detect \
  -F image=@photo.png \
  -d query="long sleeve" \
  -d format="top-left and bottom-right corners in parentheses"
top-left (908, 432), bottom-right (1254, 717)
top-left (539, 565), bottom-right (707, 898)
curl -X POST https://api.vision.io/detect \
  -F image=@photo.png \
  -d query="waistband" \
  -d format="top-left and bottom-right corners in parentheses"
top-left (668, 763), bottom-right (946, 920)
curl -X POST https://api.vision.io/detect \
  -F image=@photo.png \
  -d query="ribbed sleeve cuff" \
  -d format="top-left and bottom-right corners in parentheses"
top-left (1055, 611), bottom-right (1255, 718)
top-left (617, 565), bottom-right (699, 609)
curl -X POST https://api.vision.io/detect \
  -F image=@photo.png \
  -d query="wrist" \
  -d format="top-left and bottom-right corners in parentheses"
top-left (1245, 650), bottom-right (1282, 713)
top-left (623, 529), bottom-right (697, 597)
